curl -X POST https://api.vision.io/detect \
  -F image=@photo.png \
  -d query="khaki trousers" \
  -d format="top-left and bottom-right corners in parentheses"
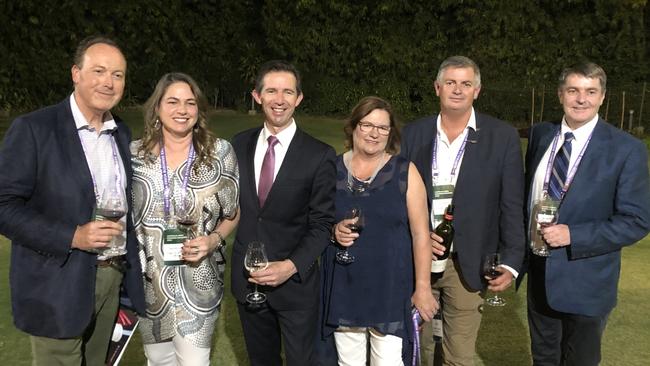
top-left (31, 265), bottom-right (123, 366)
top-left (420, 257), bottom-right (484, 366)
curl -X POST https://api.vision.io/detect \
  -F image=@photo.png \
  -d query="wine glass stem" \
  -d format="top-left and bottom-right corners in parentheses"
top-left (254, 283), bottom-right (258, 294)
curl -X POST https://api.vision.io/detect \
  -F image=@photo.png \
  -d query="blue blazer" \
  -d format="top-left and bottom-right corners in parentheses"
top-left (0, 97), bottom-right (145, 338)
top-left (524, 119), bottom-right (650, 316)
top-left (401, 113), bottom-right (526, 291)
top-left (230, 126), bottom-right (336, 310)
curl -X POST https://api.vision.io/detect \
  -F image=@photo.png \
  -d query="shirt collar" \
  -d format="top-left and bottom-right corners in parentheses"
top-left (560, 113), bottom-right (599, 142)
top-left (435, 107), bottom-right (477, 143)
top-left (70, 93), bottom-right (117, 132)
top-left (262, 118), bottom-right (297, 147)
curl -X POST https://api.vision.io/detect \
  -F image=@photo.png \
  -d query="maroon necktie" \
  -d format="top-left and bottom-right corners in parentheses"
top-left (258, 135), bottom-right (279, 207)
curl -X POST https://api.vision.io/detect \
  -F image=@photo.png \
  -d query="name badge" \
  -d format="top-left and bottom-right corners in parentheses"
top-left (163, 228), bottom-right (186, 266)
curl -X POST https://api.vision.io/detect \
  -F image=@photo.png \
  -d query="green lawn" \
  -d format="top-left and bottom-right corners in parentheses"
top-left (0, 110), bottom-right (649, 365)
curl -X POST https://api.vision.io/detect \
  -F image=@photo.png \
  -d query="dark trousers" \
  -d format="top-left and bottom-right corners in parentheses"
top-left (237, 301), bottom-right (318, 366)
top-left (527, 256), bottom-right (609, 366)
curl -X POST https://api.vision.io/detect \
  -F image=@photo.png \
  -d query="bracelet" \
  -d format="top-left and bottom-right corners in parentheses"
top-left (212, 231), bottom-right (226, 249)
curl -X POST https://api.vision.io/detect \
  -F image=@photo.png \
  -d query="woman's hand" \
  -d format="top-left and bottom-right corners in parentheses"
top-left (333, 219), bottom-right (359, 247)
top-left (412, 288), bottom-right (438, 323)
top-left (181, 235), bottom-right (218, 263)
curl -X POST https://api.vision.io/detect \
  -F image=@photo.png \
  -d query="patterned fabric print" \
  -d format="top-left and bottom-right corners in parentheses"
top-left (131, 139), bottom-right (239, 347)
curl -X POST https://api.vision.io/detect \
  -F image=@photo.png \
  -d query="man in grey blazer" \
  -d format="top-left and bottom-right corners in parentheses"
top-left (0, 36), bottom-right (145, 365)
top-left (401, 56), bottom-right (526, 365)
top-left (524, 62), bottom-right (650, 365)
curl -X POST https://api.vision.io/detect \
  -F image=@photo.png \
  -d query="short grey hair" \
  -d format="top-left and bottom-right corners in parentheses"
top-left (435, 55), bottom-right (481, 88)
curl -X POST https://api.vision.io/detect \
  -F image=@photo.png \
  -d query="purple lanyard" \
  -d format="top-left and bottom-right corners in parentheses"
top-left (160, 141), bottom-right (196, 217)
top-left (542, 130), bottom-right (593, 200)
top-left (79, 132), bottom-right (122, 201)
top-left (431, 130), bottom-right (468, 183)
top-left (411, 310), bottom-right (421, 366)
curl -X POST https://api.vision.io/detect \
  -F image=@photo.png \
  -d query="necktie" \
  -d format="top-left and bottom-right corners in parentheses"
top-left (258, 135), bottom-right (279, 206)
top-left (548, 132), bottom-right (574, 200)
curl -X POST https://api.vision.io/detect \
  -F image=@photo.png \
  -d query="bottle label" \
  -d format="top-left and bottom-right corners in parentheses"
top-left (431, 258), bottom-right (447, 273)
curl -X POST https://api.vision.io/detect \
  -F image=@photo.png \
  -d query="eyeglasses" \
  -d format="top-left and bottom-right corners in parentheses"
top-left (357, 122), bottom-right (391, 136)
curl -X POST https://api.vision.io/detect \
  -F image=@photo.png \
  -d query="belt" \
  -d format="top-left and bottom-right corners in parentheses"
top-left (97, 256), bottom-right (126, 272)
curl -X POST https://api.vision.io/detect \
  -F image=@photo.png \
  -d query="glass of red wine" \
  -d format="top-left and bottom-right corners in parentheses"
top-left (96, 186), bottom-right (127, 256)
top-left (335, 207), bottom-right (364, 265)
top-left (482, 253), bottom-right (506, 307)
top-left (174, 188), bottom-right (199, 240)
top-left (245, 241), bottom-right (269, 304)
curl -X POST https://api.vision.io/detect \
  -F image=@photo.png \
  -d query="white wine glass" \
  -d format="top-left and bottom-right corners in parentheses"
top-left (483, 253), bottom-right (506, 307)
top-left (245, 241), bottom-right (269, 304)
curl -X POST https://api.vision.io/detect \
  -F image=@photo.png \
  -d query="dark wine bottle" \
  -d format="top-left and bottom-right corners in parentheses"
top-left (434, 204), bottom-right (454, 260)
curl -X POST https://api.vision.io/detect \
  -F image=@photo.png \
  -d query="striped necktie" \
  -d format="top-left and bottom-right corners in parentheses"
top-left (548, 132), bottom-right (574, 200)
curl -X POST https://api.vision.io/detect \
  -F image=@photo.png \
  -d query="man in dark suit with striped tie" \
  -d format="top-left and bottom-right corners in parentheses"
top-left (523, 62), bottom-right (650, 365)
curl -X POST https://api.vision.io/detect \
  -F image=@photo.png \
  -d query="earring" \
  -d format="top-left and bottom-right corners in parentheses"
top-left (154, 118), bottom-right (160, 129)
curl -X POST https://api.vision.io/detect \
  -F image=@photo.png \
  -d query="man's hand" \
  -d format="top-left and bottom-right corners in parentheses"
top-left (71, 221), bottom-right (123, 251)
top-left (249, 259), bottom-right (298, 287)
top-left (486, 267), bottom-right (514, 292)
top-left (430, 232), bottom-right (447, 258)
top-left (541, 224), bottom-right (571, 247)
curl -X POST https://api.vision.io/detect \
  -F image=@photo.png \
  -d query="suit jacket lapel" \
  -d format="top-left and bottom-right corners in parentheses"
top-left (560, 119), bottom-right (610, 208)
top-left (56, 98), bottom-right (95, 204)
top-left (530, 123), bottom-right (560, 177)
top-left (453, 118), bottom-right (481, 201)
top-left (260, 128), bottom-right (304, 210)
top-left (245, 128), bottom-right (263, 210)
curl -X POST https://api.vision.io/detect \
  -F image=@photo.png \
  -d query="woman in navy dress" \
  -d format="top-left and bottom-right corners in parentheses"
top-left (324, 96), bottom-right (437, 365)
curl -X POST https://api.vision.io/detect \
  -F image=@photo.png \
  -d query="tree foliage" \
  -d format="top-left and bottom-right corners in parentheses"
top-left (1, 0), bottom-right (648, 124)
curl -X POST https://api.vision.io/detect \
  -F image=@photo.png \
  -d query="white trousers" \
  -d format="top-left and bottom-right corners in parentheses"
top-left (334, 327), bottom-right (404, 366)
top-left (143, 335), bottom-right (211, 366)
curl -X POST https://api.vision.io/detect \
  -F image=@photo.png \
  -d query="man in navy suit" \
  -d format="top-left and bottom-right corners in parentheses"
top-left (524, 62), bottom-right (650, 365)
top-left (401, 56), bottom-right (525, 365)
top-left (0, 36), bottom-right (145, 365)
top-left (230, 60), bottom-right (336, 365)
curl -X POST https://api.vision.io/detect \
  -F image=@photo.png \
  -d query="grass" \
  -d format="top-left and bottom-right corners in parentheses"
top-left (1, 109), bottom-right (649, 365)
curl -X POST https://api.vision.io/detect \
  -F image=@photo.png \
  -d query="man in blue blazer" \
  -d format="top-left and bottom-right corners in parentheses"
top-left (230, 60), bottom-right (336, 365)
top-left (401, 56), bottom-right (526, 365)
top-left (0, 36), bottom-right (145, 365)
top-left (524, 62), bottom-right (650, 365)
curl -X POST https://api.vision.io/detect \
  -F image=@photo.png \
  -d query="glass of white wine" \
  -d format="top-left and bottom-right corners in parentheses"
top-left (244, 241), bottom-right (269, 304)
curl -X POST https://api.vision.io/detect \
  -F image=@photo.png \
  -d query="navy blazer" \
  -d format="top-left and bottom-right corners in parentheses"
top-left (0, 97), bottom-right (145, 338)
top-left (523, 119), bottom-right (650, 316)
top-left (230, 126), bottom-right (336, 310)
top-left (401, 113), bottom-right (526, 291)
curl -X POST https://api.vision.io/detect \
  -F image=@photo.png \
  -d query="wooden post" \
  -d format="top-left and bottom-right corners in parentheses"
top-left (539, 84), bottom-right (546, 122)
top-left (639, 82), bottom-right (646, 128)
top-left (531, 87), bottom-right (535, 127)
top-left (619, 91), bottom-right (626, 130)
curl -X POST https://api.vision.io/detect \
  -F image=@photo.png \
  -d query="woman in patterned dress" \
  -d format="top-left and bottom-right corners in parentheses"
top-left (131, 72), bottom-right (239, 365)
